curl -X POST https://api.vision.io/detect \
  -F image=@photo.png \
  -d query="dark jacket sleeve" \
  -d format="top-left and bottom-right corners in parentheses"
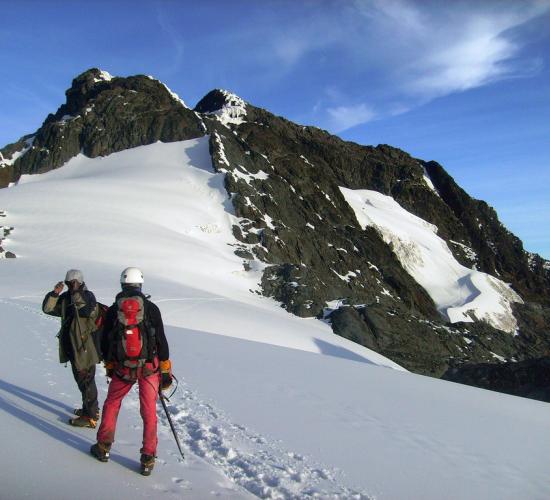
top-left (100, 305), bottom-right (117, 360)
top-left (148, 301), bottom-right (169, 361)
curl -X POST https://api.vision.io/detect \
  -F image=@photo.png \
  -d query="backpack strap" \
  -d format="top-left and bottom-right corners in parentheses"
top-left (143, 300), bottom-right (157, 362)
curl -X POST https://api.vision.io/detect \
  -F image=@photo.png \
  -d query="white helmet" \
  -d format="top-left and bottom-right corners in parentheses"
top-left (120, 267), bottom-right (144, 285)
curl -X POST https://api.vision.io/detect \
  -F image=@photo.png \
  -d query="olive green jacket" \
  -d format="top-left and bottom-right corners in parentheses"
top-left (42, 287), bottom-right (100, 370)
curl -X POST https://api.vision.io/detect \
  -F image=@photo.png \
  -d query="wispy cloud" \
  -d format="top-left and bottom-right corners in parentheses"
top-left (326, 103), bottom-right (376, 132)
top-left (151, 0), bottom-right (549, 133)
top-left (155, 6), bottom-right (185, 75)
top-left (274, 0), bottom-right (550, 132)
top-left (363, 0), bottom-right (550, 99)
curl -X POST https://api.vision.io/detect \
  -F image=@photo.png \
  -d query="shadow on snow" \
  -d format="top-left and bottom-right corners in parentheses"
top-left (0, 378), bottom-right (136, 472)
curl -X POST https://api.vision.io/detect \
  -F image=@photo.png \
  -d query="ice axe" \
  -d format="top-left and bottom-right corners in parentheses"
top-left (158, 375), bottom-right (185, 461)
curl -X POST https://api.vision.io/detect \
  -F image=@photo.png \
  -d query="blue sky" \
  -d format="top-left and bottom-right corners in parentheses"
top-left (1, 0), bottom-right (549, 258)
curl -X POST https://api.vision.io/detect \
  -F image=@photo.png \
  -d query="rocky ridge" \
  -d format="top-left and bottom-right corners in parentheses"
top-left (0, 210), bottom-right (15, 259)
top-left (2, 69), bottom-right (549, 385)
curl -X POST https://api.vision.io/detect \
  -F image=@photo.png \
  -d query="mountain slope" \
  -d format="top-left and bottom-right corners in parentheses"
top-left (2, 68), bottom-right (550, 384)
top-left (1, 139), bottom-right (549, 499)
top-left (196, 89), bottom-right (550, 377)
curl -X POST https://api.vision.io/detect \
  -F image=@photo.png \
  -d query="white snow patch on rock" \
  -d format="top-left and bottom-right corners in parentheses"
top-left (490, 352), bottom-right (507, 362)
top-left (340, 187), bottom-right (523, 333)
top-left (450, 239), bottom-right (478, 265)
top-left (0, 136), bottom-right (35, 168)
top-left (421, 165), bottom-right (439, 195)
top-left (208, 90), bottom-right (247, 127)
top-left (145, 75), bottom-right (188, 108)
top-left (213, 131), bottom-right (230, 167)
top-left (231, 166), bottom-right (269, 185)
top-left (93, 69), bottom-right (113, 83)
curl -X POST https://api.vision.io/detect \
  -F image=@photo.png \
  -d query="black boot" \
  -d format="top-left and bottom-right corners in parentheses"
top-left (74, 408), bottom-right (100, 420)
top-left (140, 454), bottom-right (155, 476)
top-left (90, 442), bottom-right (111, 462)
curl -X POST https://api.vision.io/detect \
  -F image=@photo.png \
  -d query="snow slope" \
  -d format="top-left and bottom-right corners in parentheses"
top-left (1, 138), bottom-right (549, 499)
top-left (340, 187), bottom-right (522, 333)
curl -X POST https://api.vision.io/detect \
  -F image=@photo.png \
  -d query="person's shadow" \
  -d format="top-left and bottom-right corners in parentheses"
top-left (0, 378), bottom-right (135, 471)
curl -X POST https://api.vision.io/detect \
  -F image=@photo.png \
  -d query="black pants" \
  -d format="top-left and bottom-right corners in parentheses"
top-left (70, 363), bottom-right (99, 418)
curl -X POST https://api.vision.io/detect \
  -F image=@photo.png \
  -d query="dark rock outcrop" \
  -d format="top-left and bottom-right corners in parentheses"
top-left (0, 68), bottom-right (205, 188)
top-left (443, 357), bottom-right (550, 403)
top-left (0, 212), bottom-right (15, 258)
top-left (197, 91), bottom-right (550, 377)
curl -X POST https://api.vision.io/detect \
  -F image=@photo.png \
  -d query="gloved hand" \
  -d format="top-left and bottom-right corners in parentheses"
top-left (104, 361), bottom-right (114, 379)
top-left (54, 281), bottom-right (64, 295)
top-left (160, 359), bottom-right (172, 390)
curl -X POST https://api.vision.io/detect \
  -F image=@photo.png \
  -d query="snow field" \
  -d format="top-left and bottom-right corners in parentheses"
top-left (340, 187), bottom-right (523, 333)
top-left (0, 138), bottom-right (401, 368)
top-left (1, 138), bottom-right (549, 499)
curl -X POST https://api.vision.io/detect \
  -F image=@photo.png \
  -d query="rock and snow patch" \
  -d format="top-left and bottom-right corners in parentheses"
top-left (340, 187), bottom-right (523, 333)
top-left (0, 136), bottom-right (35, 168)
top-left (231, 166), bottom-right (269, 185)
top-left (93, 69), bottom-right (113, 83)
top-left (0, 211), bottom-right (15, 258)
top-left (421, 165), bottom-right (439, 195)
top-left (145, 75), bottom-right (188, 108)
top-left (450, 239), bottom-right (478, 266)
top-left (207, 90), bottom-right (247, 127)
top-left (212, 131), bottom-right (231, 167)
top-left (527, 251), bottom-right (550, 272)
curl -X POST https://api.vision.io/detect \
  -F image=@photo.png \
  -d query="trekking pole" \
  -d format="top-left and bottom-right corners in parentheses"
top-left (158, 380), bottom-right (185, 460)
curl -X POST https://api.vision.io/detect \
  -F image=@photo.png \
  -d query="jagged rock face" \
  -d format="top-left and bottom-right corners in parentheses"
top-left (199, 92), bottom-right (550, 376)
top-left (330, 306), bottom-right (524, 375)
top-left (203, 111), bottom-right (439, 320)
top-left (2, 70), bottom-right (550, 380)
top-left (0, 68), bottom-right (205, 187)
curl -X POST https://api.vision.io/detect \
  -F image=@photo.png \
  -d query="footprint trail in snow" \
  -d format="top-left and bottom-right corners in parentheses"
top-left (158, 379), bottom-right (371, 499)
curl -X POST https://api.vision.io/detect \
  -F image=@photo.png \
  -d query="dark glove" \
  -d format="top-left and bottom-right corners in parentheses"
top-left (104, 361), bottom-right (114, 379)
top-left (160, 359), bottom-right (172, 390)
top-left (161, 372), bottom-right (173, 390)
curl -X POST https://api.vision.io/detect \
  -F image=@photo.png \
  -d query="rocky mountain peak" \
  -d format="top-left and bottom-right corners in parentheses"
top-left (64, 68), bottom-right (114, 115)
top-left (0, 70), bottom-right (205, 187)
top-left (2, 69), bottom-right (550, 388)
top-left (195, 89), bottom-right (247, 126)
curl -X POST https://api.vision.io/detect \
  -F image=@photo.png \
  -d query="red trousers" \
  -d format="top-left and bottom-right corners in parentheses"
top-left (97, 365), bottom-right (160, 456)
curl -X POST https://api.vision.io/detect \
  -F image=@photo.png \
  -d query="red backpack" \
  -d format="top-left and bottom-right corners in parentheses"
top-left (114, 294), bottom-right (155, 367)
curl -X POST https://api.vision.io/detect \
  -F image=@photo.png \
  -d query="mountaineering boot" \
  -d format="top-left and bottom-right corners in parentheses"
top-left (74, 408), bottom-right (100, 420)
top-left (90, 442), bottom-right (111, 462)
top-left (68, 415), bottom-right (97, 428)
top-left (140, 454), bottom-right (155, 476)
